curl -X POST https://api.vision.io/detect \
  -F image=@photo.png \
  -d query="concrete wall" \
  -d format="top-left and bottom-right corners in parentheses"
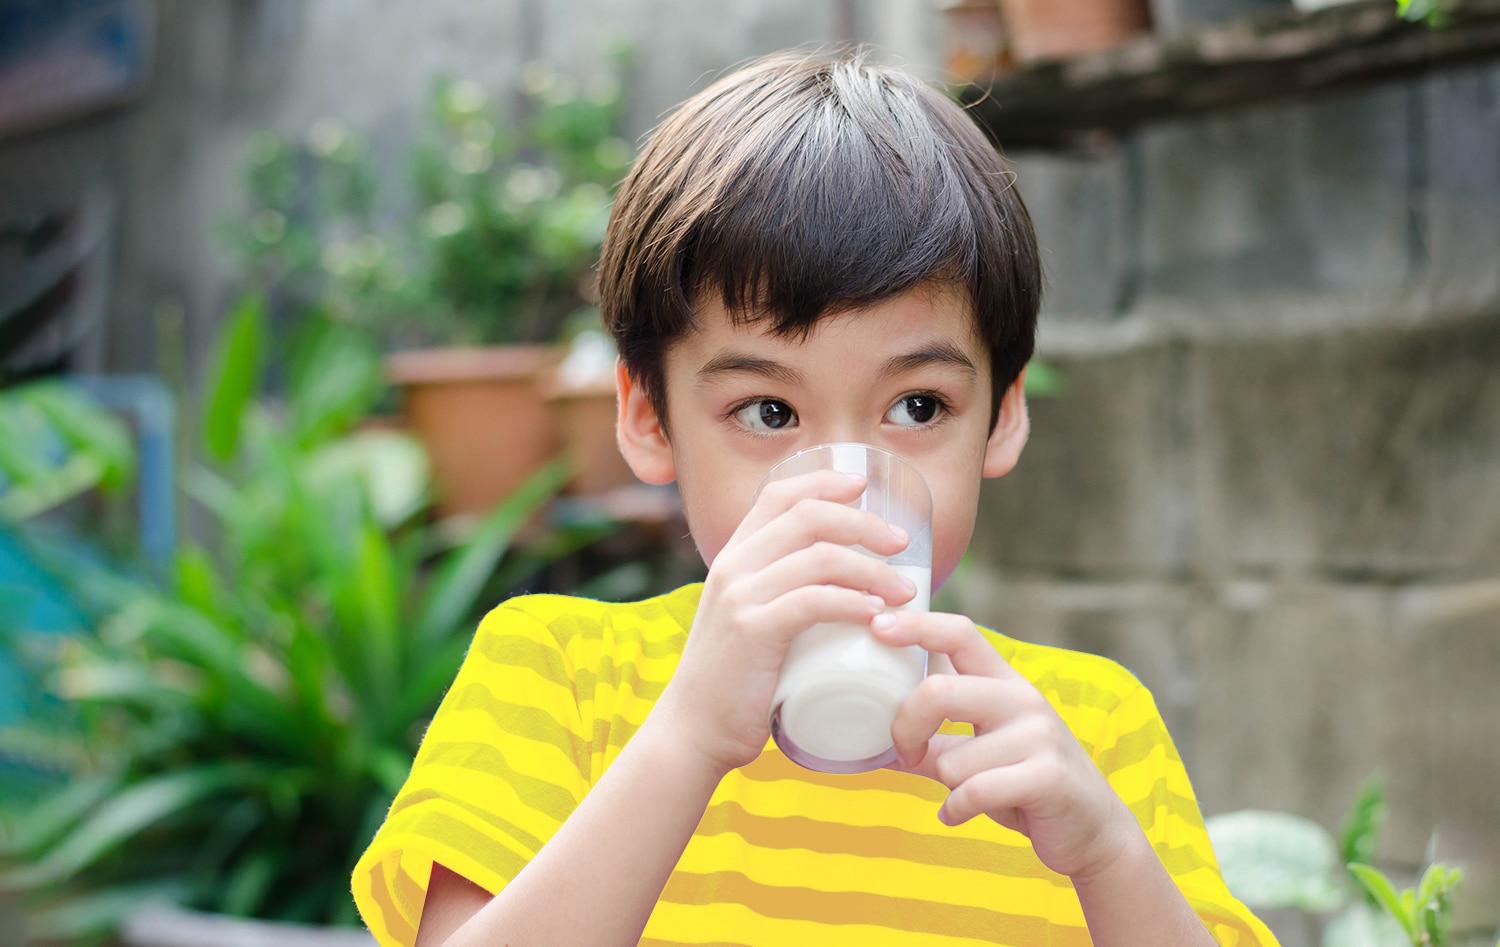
top-left (953, 61), bottom-right (1500, 941)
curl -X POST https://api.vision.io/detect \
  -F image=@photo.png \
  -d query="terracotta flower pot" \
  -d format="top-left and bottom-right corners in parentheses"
top-left (999, 0), bottom-right (1151, 63)
top-left (941, 0), bottom-right (1012, 82)
top-left (544, 378), bottom-right (637, 496)
top-left (386, 345), bottom-right (562, 518)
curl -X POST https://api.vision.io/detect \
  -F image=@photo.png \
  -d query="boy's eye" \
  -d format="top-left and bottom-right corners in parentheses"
top-left (735, 399), bottom-right (796, 432)
top-left (886, 394), bottom-right (943, 427)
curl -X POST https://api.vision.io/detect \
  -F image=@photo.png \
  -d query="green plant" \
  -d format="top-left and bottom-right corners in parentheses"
top-left (1207, 777), bottom-right (1492, 947)
top-left (1397, 0), bottom-right (1452, 27)
top-left (1349, 862), bottom-right (1466, 947)
top-left (0, 382), bottom-right (134, 524)
top-left (0, 298), bottom-right (612, 942)
top-left (236, 53), bottom-right (633, 350)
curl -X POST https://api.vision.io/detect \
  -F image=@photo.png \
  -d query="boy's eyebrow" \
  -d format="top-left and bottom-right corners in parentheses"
top-left (882, 342), bottom-right (979, 379)
top-left (696, 343), bottom-right (979, 387)
top-left (696, 353), bottom-right (805, 386)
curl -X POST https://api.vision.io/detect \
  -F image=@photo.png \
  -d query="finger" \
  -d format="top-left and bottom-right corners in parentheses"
top-left (922, 727), bottom-right (1030, 791)
top-left (744, 585), bottom-right (890, 648)
top-left (940, 764), bottom-right (1036, 830)
top-left (737, 469), bottom-right (867, 537)
top-left (736, 503), bottom-right (910, 577)
top-left (883, 731), bottom-right (969, 781)
top-left (869, 611), bottom-right (1016, 680)
top-left (889, 672), bottom-right (1042, 764)
top-left (748, 543), bottom-right (918, 611)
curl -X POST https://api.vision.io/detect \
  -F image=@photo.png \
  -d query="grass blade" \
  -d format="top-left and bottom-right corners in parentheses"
top-left (202, 295), bottom-right (266, 462)
top-left (1349, 862), bottom-right (1417, 944)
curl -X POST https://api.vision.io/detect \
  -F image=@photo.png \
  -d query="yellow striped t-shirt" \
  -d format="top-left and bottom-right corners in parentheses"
top-left (352, 584), bottom-right (1277, 946)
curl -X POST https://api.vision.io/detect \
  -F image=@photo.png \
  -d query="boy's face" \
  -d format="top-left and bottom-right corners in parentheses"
top-left (616, 285), bottom-right (1029, 590)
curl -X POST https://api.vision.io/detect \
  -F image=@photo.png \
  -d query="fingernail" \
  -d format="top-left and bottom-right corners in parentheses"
top-left (900, 570), bottom-right (917, 591)
top-left (890, 524), bottom-right (909, 544)
top-left (871, 612), bottom-right (896, 632)
top-left (866, 594), bottom-right (885, 612)
top-left (937, 805), bottom-right (955, 826)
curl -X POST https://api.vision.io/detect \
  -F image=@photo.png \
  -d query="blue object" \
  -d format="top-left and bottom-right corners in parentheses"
top-left (70, 374), bottom-right (176, 572)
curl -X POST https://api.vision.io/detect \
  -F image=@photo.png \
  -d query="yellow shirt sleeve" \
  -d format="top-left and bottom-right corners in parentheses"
top-left (1093, 681), bottom-right (1280, 947)
top-left (351, 601), bottom-right (590, 947)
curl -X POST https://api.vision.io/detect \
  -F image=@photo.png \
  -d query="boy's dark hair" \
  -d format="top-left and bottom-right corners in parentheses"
top-left (598, 48), bottom-right (1041, 431)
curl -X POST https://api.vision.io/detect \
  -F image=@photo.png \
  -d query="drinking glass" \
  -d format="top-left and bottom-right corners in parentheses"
top-left (757, 443), bottom-right (932, 774)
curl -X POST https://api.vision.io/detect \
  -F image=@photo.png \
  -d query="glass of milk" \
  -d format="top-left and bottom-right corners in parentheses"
top-left (758, 443), bottom-right (932, 774)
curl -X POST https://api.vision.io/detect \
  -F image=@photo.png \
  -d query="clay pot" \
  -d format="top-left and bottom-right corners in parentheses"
top-left (386, 345), bottom-right (562, 517)
top-left (941, 0), bottom-right (1012, 82)
top-left (544, 379), bottom-right (637, 496)
top-left (999, 0), bottom-right (1151, 63)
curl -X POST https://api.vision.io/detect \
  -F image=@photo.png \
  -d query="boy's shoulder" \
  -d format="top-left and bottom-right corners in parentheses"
top-left (975, 624), bottom-right (1147, 714)
top-left (476, 584), bottom-right (705, 650)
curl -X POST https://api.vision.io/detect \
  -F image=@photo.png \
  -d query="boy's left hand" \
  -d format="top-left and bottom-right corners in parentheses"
top-left (872, 610), bottom-right (1138, 884)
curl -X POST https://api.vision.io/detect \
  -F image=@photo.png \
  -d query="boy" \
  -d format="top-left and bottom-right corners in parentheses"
top-left (353, 50), bottom-right (1276, 946)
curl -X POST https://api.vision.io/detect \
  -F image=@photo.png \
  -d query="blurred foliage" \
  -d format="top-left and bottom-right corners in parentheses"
top-left (231, 50), bottom-right (633, 349)
top-left (1208, 776), bottom-right (1492, 947)
top-left (1396, 0), bottom-right (1453, 28)
top-left (0, 297), bottom-right (616, 941)
top-left (0, 383), bottom-right (134, 524)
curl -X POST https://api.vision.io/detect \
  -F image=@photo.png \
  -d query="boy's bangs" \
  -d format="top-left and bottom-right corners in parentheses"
top-left (688, 87), bottom-right (984, 336)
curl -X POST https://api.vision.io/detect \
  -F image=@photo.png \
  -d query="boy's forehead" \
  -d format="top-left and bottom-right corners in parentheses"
top-left (665, 286), bottom-right (991, 376)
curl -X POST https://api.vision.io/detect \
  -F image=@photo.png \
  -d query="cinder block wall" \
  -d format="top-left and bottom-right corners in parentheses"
top-left (954, 63), bottom-right (1500, 940)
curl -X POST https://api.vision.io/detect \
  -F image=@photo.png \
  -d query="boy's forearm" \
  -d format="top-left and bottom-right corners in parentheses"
top-left (1070, 827), bottom-right (1220, 947)
top-left (445, 715), bottom-right (725, 947)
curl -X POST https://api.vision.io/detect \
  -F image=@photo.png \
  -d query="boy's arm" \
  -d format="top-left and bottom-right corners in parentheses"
top-left (876, 611), bottom-right (1220, 947)
top-left (418, 713), bottom-right (725, 947)
top-left (417, 469), bottom-right (914, 947)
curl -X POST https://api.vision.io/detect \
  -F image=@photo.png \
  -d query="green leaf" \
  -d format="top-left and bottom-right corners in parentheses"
top-left (1205, 809), bottom-right (1346, 913)
top-left (287, 316), bottom-right (385, 448)
top-left (303, 428), bottom-right (431, 528)
top-left (1023, 360), bottom-right (1065, 398)
top-left (1349, 863), bottom-right (1418, 944)
top-left (1338, 774), bottom-right (1387, 871)
top-left (219, 847), bottom-right (282, 918)
top-left (0, 774), bottom-right (121, 861)
top-left (1414, 863), bottom-right (1462, 946)
top-left (1, 765), bottom-right (257, 890)
top-left (23, 383), bottom-right (136, 493)
top-left (413, 457), bottom-right (569, 646)
top-left (202, 294), bottom-right (267, 461)
top-left (351, 514), bottom-right (401, 704)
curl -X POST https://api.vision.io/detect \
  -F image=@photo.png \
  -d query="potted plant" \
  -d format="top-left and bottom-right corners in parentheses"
top-left (995, 0), bottom-right (1152, 64)
top-left (236, 54), bottom-right (636, 516)
top-left (0, 298), bottom-right (613, 944)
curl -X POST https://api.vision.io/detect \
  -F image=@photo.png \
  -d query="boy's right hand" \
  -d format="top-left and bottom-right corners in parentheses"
top-left (650, 468), bottom-right (914, 777)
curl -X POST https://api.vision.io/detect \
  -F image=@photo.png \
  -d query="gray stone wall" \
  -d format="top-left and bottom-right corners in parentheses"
top-left (954, 60), bottom-right (1500, 940)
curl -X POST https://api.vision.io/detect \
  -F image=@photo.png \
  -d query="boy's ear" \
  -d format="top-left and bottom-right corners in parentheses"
top-left (982, 367), bottom-right (1030, 479)
top-left (615, 360), bottom-right (677, 486)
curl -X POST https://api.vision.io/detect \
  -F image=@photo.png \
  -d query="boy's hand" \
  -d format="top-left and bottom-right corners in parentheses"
top-left (872, 612), bottom-right (1139, 883)
top-left (651, 469), bottom-right (914, 777)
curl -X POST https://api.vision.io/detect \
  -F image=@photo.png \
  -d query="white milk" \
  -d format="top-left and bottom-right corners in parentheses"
top-left (771, 564), bottom-right (932, 768)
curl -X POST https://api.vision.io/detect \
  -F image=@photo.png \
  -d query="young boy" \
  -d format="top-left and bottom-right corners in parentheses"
top-left (353, 50), bottom-right (1277, 947)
